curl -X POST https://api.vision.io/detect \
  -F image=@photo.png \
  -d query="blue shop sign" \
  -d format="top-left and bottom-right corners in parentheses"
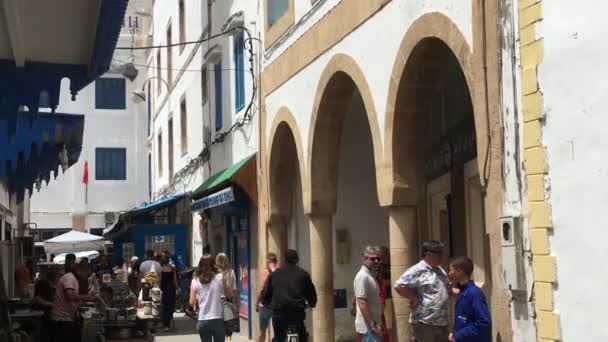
top-left (192, 187), bottom-right (235, 212)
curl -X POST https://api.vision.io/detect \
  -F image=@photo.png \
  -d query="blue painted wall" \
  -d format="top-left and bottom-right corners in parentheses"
top-left (112, 224), bottom-right (188, 263)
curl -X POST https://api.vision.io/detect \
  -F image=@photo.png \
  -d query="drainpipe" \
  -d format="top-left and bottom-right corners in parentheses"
top-left (206, 0), bottom-right (213, 176)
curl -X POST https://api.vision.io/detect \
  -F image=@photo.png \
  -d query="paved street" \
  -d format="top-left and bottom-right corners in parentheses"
top-left (154, 313), bottom-right (250, 342)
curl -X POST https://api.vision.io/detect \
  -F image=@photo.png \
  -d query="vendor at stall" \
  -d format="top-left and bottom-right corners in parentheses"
top-left (50, 262), bottom-right (97, 341)
top-left (15, 258), bottom-right (34, 298)
top-left (33, 266), bottom-right (61, 342)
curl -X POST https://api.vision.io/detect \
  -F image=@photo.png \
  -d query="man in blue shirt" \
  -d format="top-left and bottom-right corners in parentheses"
top-left (448, 257), bottom-right (491, 342)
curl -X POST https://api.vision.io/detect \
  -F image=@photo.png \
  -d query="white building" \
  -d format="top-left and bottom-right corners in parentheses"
top-left (146, 0), bottom-right (260, 338)
top-left (29, 0), bottom-right (153, 259)
top-left (525, 0), bottom-right (608, 340)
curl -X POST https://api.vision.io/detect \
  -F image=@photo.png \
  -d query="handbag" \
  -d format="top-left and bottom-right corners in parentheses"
top-left (223, 298), bottom-right (239, 322)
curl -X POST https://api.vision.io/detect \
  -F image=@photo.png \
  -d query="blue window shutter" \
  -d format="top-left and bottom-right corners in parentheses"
top-left (95, 78), bottom-right (127, 110)
top-left (234, 32), bottom-right (245, 112)
top-left (95, 148), bottom-right (127, 180)
top-left (215, 62), bottom-right (223, 130)
top-left (147, 83), bottom-right (151, 136)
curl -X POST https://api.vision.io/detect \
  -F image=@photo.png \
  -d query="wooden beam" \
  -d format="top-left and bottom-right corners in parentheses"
top-left (3, 0), bottom-right (26, 67)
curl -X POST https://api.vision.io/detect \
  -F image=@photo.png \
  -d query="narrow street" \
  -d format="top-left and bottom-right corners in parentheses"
top-left (155, 313), bottom-right (249, 342)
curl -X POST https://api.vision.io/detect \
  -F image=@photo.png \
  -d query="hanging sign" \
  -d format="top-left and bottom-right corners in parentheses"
top-left (191, 187), bottom-right (235, 212)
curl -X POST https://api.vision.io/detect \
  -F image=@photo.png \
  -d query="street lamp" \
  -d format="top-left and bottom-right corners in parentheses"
top-left (130, 76), bottom-right (171, 104)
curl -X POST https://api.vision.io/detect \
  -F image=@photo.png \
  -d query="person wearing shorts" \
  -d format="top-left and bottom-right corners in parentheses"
top-left (256, 253), bottom-right (278, 342)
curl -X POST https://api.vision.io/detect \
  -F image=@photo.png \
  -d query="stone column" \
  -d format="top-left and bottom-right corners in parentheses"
top-left (267, 220), bottom-right (287, 265)
top-left (309, 214), bottom-right (334, 341)
top-left (389, 206), bottom-right (419, 341)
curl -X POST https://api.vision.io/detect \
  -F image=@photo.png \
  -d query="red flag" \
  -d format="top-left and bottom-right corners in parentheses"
top-left (82, 161), bottom-right (89, 185)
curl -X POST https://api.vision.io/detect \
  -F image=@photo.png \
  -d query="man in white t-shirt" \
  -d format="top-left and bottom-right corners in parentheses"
top-left (354, 246), bottom-right (384, 342)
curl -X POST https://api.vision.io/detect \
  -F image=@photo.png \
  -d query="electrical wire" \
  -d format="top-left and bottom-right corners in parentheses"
top-left (112, 57), bottom-right (256, 74)
top-left (115, 28), bottom-right (238, 50)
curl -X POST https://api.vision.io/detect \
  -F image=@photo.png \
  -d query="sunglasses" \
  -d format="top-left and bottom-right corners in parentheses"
top-left (367, 256), bottom-right (381, 262)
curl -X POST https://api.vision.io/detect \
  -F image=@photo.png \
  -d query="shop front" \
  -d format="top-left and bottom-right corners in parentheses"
top-left (104, 193), bottom-right (191, 264)
top-left (191, 154), bottom-right (257, 339)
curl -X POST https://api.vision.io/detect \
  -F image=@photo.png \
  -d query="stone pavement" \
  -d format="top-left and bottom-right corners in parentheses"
top-left (154, 313), bottom-right (251, 342)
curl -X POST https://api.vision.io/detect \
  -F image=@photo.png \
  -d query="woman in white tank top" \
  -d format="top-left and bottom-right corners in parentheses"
top-left (190, 254), bottom-right (225, 341)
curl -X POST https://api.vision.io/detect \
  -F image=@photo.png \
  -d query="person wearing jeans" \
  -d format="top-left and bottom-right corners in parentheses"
top-left (354, 246), bottom-right (385, 342)
top-left (190, 254), bottom-right (225, 342)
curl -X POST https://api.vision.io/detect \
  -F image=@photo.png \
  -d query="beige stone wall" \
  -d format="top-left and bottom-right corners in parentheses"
top-left (518, 1), bottom-right (561, 341)
top-left (258, 0), bottom-right (516, 340)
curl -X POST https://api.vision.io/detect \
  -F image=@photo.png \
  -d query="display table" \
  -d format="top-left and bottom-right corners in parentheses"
top-left (9, 310), bottom-right (44, 340)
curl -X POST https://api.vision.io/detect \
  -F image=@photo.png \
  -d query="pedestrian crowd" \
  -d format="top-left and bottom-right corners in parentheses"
top-left (253, 240), bottom-right (490, 342)
top-left (23, 239), bottom-right (490, 342)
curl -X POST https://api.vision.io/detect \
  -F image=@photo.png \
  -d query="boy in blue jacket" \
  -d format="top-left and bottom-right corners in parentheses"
top-left (448, 257), bottom-right (492, 342)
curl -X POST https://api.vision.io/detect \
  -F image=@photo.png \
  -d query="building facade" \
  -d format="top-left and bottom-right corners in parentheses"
top-left (257, 0), bottom-right (540, 341)
top-left (29, 0), bottom-right (153, 260)
top-left (147, 0), bottom-right (260, 338)
top-left (28, 73), bottom-right (150, 257)
top-left (518, 0), bottom-right (608, 340)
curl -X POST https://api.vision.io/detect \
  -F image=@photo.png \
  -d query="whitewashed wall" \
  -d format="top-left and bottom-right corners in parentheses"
top-left (151, 0), bottom-right (259, 196)
top-left (30, 74), bottom-right (149, 231)
top-left (541, 0), bottom-right (608, 340)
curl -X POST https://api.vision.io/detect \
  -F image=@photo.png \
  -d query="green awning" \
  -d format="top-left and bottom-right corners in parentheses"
top-left (191, 154), bottom-right (256, 200)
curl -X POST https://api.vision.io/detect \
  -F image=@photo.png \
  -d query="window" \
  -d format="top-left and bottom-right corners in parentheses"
top-left (179, 0), bottom-right (186, 53)
top-left (158, 132), bottom-right (163, 177)
top-left (147, 82), bottom-right (152, 136)
top-left (234, 32), bottom-right (245, 112)
top-left (267, 0), bottom-right (289, 27)
top-left (214, 62), bottom-right (223, 131)
top-left (145, 234), bottom-right (175, 255)
top-left (156, 51), bottom-right (162, 96)
top-left (39, 91), bottom-right (51, 108)
top-left (95, 148), bottom-right (127, 180)
top-left (148, 153), bottom-right (152, 200)
top-left (167, 23), bottom-right (173, 86)
top-left (168, 117), bottom-right (174, 179)
top-left (201, 65), bottom-right (208, 105)
top-left (95, 78), bottom-right (126, 109)
top-left (180, 98), bottom-right (188, 155)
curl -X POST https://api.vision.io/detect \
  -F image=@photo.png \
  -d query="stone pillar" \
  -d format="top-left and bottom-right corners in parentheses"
top-left (389, 206), bottom-right (419, 341)
top-left (309, 214), bottom-right (334, 341)
top-left (267, 220), bottom-right (287, 265)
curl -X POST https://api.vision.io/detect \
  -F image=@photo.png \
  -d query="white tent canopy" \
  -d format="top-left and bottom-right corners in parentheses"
top-left (44, 230), bottom-right (105, 254)
top-left (53, 250), bottom-right (100, 264)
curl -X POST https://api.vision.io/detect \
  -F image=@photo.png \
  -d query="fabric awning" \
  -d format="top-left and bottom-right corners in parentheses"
top-left (0, 112), bottom-right (84, 202)
top-left (44, 230), bottom-right (105, 254)
top-left (191, 154), bottom-right (257, 204)
top-left (103, 193), bottom-right (189, 240)
top-left (0, 0), bottom-right (128, 138)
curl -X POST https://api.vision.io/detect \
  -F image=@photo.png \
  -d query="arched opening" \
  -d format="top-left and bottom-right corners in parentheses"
top-left (392, 37), bottom-right (492, 301)
top-left (268, 119), bottom-right (310, 262)
top-left (309, 67), bottom-right (388, 340)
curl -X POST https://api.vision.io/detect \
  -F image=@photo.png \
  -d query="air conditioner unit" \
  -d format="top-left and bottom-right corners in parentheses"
top-left (104, 212), bottom-right (118, 225)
